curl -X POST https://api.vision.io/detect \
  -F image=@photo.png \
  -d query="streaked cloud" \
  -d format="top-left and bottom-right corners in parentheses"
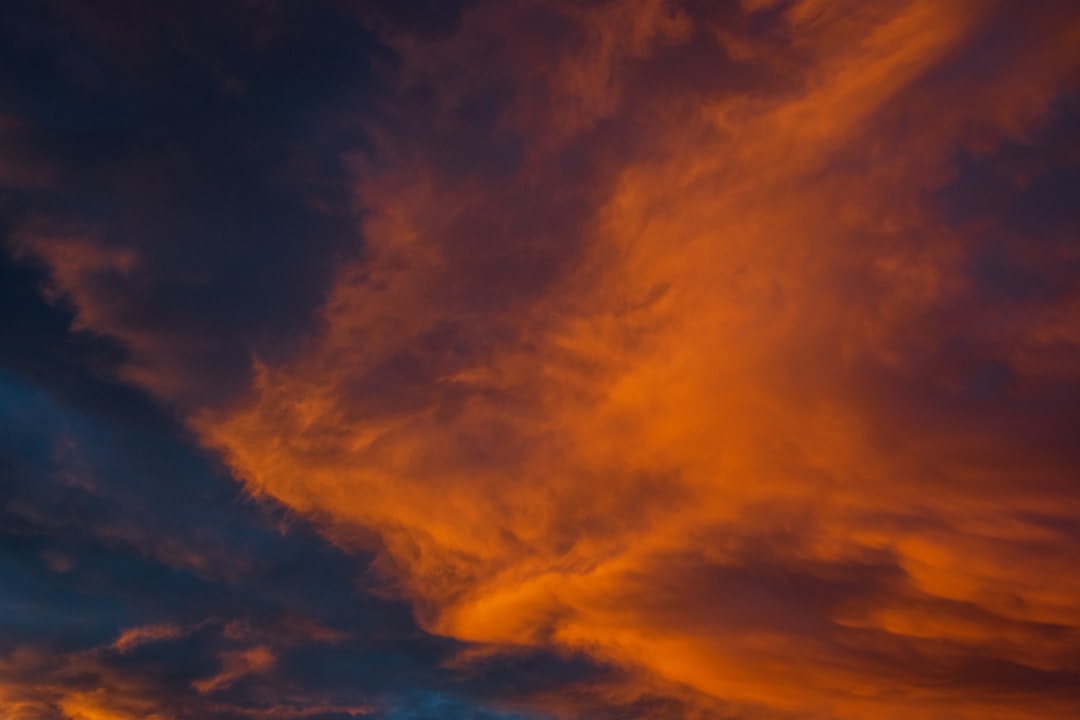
top-left (3, 1), bottom-right (1079, 718)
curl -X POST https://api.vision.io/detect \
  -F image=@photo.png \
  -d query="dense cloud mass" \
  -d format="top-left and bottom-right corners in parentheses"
top-left (2, 1), bottom-right (1080, 718)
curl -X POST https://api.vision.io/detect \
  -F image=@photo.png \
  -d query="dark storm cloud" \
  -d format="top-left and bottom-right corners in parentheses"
top-left (0, 0), bottom-right (380, 408)
top-left (0, 247), bottom-right (175, 430)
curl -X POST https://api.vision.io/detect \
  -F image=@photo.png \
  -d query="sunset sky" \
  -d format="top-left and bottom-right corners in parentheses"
top-left (2, 1), bottom-right (1080, 718)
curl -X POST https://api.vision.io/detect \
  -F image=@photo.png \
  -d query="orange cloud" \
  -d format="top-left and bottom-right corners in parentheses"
top-left (113, 624), bottom-right (184, 654)
top-left (193, 646), bottom-right (276, 695)
top-left (17, 1), bottom-right (1080, 718)
top-left (0, 635), bottom-right (369, 720)
top-left (196, 2), bottom-right (1080, 716)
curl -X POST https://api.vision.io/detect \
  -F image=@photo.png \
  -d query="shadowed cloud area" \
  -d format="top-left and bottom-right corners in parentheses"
top-left (2, 1), bottom-right (1079, 719)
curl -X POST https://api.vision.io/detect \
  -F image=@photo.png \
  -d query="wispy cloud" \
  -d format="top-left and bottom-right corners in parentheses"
top-left (3, 1), bottom-right (1080, 718)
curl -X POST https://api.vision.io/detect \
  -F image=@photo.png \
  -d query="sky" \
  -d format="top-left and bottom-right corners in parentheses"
top-left (1, 1), bottom-right (1079, 718)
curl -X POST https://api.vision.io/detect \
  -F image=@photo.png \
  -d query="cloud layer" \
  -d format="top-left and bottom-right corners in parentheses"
top-left (4, 1), bottom-right (1080, 718)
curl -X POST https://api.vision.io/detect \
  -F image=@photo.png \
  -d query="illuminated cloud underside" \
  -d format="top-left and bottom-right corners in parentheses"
top-left (5, 1), bottom-right (1080, 718)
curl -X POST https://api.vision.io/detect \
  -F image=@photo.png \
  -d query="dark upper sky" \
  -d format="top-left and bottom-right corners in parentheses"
top-left (1, 2), bottom-right (1079, 719)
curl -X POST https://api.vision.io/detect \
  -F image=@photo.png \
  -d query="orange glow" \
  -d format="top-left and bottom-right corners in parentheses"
top-left (11, 1), bottom-right (1080, 718)
top-left (112, 624), bottom-right (184, 653)
top-left (184, 2), bottom-right (1080, 717)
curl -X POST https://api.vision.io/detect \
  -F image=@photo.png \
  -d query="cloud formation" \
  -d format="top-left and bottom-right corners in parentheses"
top-left (4, 1), bottom-right (1080, 718)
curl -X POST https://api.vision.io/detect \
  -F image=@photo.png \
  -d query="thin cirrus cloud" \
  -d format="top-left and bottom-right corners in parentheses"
top-left (2, 1), bottom-right (1080, 719)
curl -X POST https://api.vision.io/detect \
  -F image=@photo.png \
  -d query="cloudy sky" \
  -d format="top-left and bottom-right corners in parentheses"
top-left (2, 1), bottom-right (1079, 718)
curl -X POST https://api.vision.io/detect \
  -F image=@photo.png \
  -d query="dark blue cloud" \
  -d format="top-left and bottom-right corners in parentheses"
top-left (0, 0), bottom-right (380, 408)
